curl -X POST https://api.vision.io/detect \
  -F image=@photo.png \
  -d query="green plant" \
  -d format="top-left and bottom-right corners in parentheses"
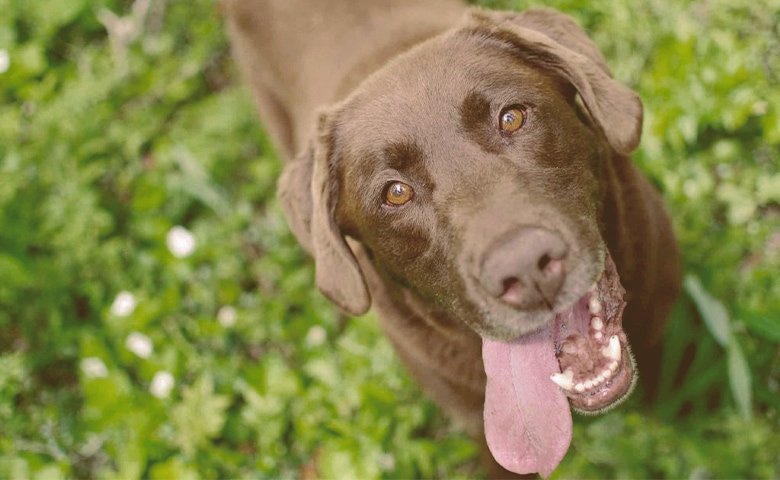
top-left (0, 0), bottom-right (777, 477)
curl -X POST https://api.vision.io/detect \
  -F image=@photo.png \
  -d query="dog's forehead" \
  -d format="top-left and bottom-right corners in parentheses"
top-left (335, 31), bottom-right (558, 151)
top-left (337, 38), bottom-right (478, 138)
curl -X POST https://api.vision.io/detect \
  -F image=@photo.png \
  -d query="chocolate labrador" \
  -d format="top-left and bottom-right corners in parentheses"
top-left (224, 0), bottom-right (681, 476)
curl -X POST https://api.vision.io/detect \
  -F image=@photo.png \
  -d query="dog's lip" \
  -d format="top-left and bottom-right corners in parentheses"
top-left (549, 251), bottom-right (635, 412)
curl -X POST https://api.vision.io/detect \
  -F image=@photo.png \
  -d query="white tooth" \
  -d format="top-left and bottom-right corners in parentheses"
top-left (589, 297), bottom-right (602, 315)
top-left (608, 360), bottom-right (619, 373)
top-left (584, 380), bottom-right (594, 389)
top-left (594, 332), bottom-right (603, 341)
top-left (575, 383), bottom-right (585, 393)
top-left (591, 317), bottom-right (603, 331)
top-left (550, 372), bottom-right (574, 391)
top-left (600, 369), bottom-right (611, 381)
top-left (601, 335), bottom-right (621, 361)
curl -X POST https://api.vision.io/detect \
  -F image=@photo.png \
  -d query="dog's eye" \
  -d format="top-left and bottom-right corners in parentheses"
top-left (499, 106), bottom-right (525, 133)
top-left (384, 181), bottom-right (414, 206)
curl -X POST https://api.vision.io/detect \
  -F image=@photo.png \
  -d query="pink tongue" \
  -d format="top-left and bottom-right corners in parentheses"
top-left (482, 324), bottom-right (572, 478)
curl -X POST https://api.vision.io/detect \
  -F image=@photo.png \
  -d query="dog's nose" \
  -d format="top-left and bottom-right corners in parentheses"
top-left (479, 227), bottom-right (567, 310)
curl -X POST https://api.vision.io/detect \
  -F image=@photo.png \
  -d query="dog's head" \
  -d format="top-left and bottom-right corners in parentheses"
top-left (280, 7), bottom-right (640, 327)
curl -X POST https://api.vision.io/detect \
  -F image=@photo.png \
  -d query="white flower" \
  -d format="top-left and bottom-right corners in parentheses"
top-left (125, 332), bottom-right (153, 359)
top-left (110, 291), bottom-right (137, 317)
top-left (217, 306), bottom-right (237, 327)
top-left (149, 370), bottom-right (175, 398)
top-left (305, 325), bottom-right (327, 347)
top-left (0, 50), bottom-right (9, 74)
top-left (166, 226), bottom-right (196, 258)
top-left (80, 357), bottom-right (108, 378)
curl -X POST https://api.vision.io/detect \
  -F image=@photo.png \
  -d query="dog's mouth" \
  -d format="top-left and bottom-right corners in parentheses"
top-left (551, 251), bottom-right (635, 411)
top-left (482, 251), bottom-right (634, 477)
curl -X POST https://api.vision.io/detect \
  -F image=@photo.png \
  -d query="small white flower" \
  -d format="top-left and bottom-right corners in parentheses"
top-left (80, 357), bottom-right (108, 378)
top-left (305, 325), bottom-right (327, 347)
top-left (149, 370), bottom-right (175, 398)
top-left (125, 332), bottom-right (153, 359)
top-left (110, 291), bottom-right (137, 317)
top-left (0, 50), bottom-right (9, 74)
top-left (166, 226), bottom-right (196, 258)
top-left (217, 306), bottom-right (237, 327)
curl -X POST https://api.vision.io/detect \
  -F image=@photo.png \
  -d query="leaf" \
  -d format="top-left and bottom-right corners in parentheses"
top-left (171, 376), bottom-right (230, 456)
top-left (149, 457), bottom-right (199, 480)
top-left (684, 275), bottom-right (731, 346)
top-left (740, 312), bottom-right (780, 343)
top-left (727, 338), bottom-right (753, 421)
top-left (756, 174), bottom-right (780, 204)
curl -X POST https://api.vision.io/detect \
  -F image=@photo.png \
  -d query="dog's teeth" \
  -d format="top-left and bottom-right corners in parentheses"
top-left (594, 332), bottom-right (603, 341)
top-left (574, 383), bottom-right (585, 393)
top-left (590, 317), bottom-right (603, 331)
top-left (550, 370), bottom-right (574, 391)
top-left (608, 360), bottom-right (619, 373)
top-left (588, 297), bottom-right (602, 315)
top-left (584, 379), bottom-right (594, 389)
top-left (601, 335), bottom-right (621, 361)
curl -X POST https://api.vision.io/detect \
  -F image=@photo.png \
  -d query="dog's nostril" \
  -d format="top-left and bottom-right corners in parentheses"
top-left (502, 276), bottom-right (520, 294)
top-left (544, 258), bottom-right (564, 276)
top-left (500, 277), bottom-right (525, 307)
top-left (537, 254), bottom-right (552, 271)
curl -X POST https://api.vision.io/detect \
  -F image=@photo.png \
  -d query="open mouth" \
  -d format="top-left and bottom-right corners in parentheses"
top-left (550, 252), bottom-right (635, 412)
top-left (482, 251), bottom-right (634, 477)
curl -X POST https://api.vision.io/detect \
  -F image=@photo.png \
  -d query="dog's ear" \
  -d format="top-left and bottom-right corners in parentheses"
top-left (465, 8), bottom-right (643, 155)
top-left (278, 112), bottom-right (371, 315)
top-left (278, 145), bottom-right (316, 253)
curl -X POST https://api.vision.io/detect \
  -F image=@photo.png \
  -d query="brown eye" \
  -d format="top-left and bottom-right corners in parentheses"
top-left (499, 107), bottom-right (525, 133)
top-left (385, 181), bottom-right (414, 206)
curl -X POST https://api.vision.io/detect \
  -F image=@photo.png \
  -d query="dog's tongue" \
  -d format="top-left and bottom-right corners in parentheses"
top-left (482, 324), bottom-right (572, 478)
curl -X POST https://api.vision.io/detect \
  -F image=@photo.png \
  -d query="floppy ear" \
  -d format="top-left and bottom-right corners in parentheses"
top-left (310, 112), bottom-right (371, 315)
top-left (466, 8), bottom-right (643, 155)
top-left (278, 112), bottom-right (371, 315)
top-left (278, 145), bottom-right (315, 253)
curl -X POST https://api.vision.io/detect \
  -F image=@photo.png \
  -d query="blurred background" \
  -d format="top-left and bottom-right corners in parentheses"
top-left (0, 0), bottom-right (778, 478)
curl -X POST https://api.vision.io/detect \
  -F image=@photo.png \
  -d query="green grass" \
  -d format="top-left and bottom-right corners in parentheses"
top-left (0, 0), bottom-right (778, 478)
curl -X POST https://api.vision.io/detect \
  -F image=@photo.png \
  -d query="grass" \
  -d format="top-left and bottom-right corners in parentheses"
top-left (0, 0), bottom-right (777, 477)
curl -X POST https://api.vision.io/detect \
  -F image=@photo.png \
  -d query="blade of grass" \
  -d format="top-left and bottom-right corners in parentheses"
top-left (727, 338), bottom-right (753, 420)
top-left (684, 275), bottom-right (731, 346)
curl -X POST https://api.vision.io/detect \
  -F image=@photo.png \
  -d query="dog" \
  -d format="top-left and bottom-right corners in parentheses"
top-left (224, 0), bottom-right (681, 476)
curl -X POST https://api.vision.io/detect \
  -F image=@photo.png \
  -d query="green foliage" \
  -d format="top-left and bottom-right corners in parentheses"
top-left (0, 0), bottom-right (777, 478)
top-left (685, 274), bottom-right (753, 420)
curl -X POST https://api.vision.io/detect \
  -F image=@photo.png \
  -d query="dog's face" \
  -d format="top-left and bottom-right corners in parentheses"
top-left (331, 32), bottom-right (609, 340)
top-left (280, 9), bottom-right (641, 338)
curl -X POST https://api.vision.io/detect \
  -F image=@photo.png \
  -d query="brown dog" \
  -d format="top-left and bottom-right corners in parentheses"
top-left (225, 0), bottom-right (681, 476)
